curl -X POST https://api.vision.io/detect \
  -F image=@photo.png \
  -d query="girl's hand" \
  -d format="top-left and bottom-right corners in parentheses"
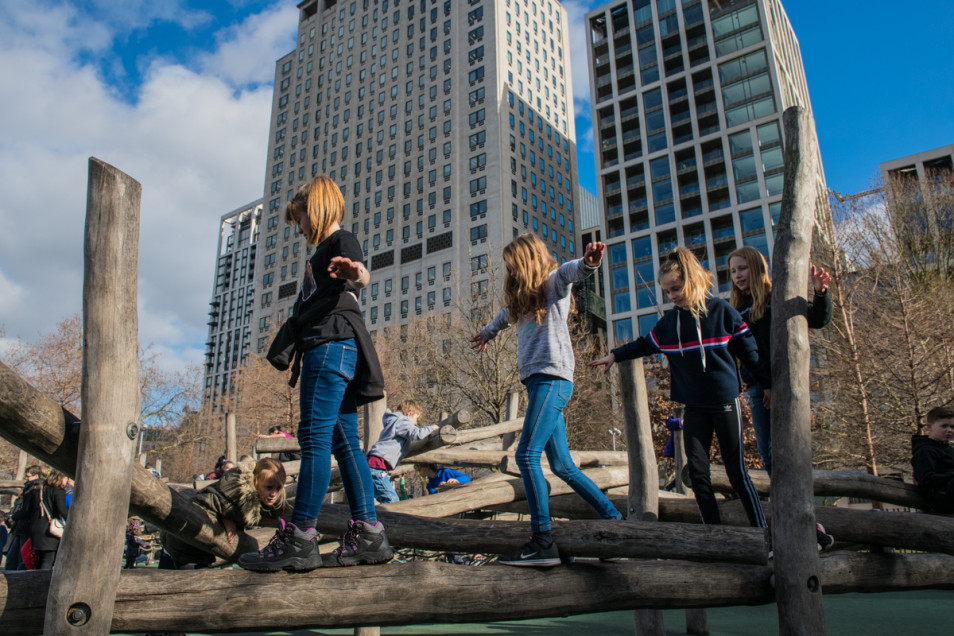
top-left (470, 333), bottom-right (487, 353)
top-left (810, 264), bottom-right (831, 294)
top-left (442, 479), bottom-right (460, 486)
top-left (762, 388), bottom-right (772, 410)
top-left (329, 257), bottom-right (368, 287)
top-left (223, 519), bottom-right (237, 545)
top-left (588, 352), bottom-right (616, 374)
top-left (584, 241), bottom-right (606, 268)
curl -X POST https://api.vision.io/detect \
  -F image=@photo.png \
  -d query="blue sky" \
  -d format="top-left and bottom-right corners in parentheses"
top-left (1, 0), bottom-right (952, 372)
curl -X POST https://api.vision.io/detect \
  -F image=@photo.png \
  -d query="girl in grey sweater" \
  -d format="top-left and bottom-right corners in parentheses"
top-left (471, 234), bottom-right (622, 566)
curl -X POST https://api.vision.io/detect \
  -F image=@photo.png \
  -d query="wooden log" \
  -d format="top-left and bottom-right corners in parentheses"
top-left (404, 448), bottom-right (627, 468)
top-left (257, 504), bottom-right (767, 564)
top-left (439, 417), bottom-right (523, 445)
top-left (362, 395), bottom-right (386, 453)
top-left (619, 357), bottom-right (665, 634)
top-left (0, 361), bottom-right (250, 562)
top-left (693, 466), bottom-right (932, 511)
top-left (15, 449), bottom-right (27, 481)
top-left (226, 412), bottom-right (237, 463)
top-left (500, 391), bottom-right (520, 467)
top-left (7, 552), bottom-right (954, 635)
top-left (771, 105), bottom-right (827, 635)
top-left (380, 465), bottom-right (631, 518)
top-left (45, 157), bottom-right (142, 635)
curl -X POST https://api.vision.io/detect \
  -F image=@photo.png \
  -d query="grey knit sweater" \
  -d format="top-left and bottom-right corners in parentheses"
top-left (480, 258), bottom-right (595, 382)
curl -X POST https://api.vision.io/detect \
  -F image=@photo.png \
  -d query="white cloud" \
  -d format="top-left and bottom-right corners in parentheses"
top-left (0, 2), bottom-right (289, 373)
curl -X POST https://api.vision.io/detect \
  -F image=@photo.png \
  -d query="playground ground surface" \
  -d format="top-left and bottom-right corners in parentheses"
top-left (122, 589), bottom-right (953, 635)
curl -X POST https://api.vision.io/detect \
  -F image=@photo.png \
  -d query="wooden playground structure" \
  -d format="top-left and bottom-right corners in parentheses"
top-left (2, 107), bottom-right (954, 635)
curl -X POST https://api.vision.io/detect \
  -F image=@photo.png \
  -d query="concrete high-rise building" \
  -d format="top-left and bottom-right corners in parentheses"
top-left (585, 0), bottom-right (826, 345)
top-left (202, 200), bottom-right (263, 412)
top-left (253, 0), bottom-right (581, 347)
top-left (880, 144), bottom-right (954, 184)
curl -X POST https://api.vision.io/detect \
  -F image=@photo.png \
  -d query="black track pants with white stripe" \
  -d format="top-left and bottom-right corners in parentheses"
top-left (683, 399), bottom-right (767, 528)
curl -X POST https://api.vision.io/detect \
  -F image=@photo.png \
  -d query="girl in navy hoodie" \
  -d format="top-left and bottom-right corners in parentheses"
top-left (590, 247), bottom-right (769, 529)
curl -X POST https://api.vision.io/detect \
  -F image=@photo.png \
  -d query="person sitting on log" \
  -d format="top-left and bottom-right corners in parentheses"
top-left (590, 247), bottom-right (769, 536)
top-left (159, 457), bottom-right (290, 569)
top-left (259, 426), bottom-right (301, 462)
top-left (472, 234), bottom-right (623, 567)
top-left (367, 400), bottom-right (438, 503)
top-left (417, 463), bottom-right (471, 494)
top-left (912, 406), bottom-right (954, 514)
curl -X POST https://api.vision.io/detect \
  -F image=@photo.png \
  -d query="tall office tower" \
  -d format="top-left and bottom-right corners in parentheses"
top-left (253, 0), bottom-right (581, 347)
top-left (202, 200), bottom-right (263, 413)
top-left (585, 0), bottom-right (826, 345)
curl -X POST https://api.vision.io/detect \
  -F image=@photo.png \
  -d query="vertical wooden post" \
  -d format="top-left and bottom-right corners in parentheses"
top-left (618, 358), bottom-right (664, 636)
top-left (358, 395), bottom-right (385, 636)
top-left (771, 106), bottom-right (826, 635)
top-left (498, 391), bottom-right (521, 473)
top-left (154, 458), bottom-right (162, 477)
top-left (14, 449), bottom-right (27, 481)
top-left (44, 158), bottom-right (141, 634)
top-left (226, 412), bottom-right (237, 462)
top-left (362, 393), bottom-right (387, 453)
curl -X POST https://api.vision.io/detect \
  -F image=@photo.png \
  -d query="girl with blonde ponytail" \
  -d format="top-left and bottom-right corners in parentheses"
top-left (590, 246), bottom-right (770, 533)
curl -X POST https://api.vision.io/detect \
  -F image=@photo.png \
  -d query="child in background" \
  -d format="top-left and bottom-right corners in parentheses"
top-left (160, 457), bottom-right (289, 569)
top-left (367, 400), bottom-right (438, 503)
top-left (590, 247), bottom-right (769, 532)
top-left (417, 464), bottom-right (472, 494)
top-left (472, 234), bottom-right (623, 567)
top-left (728, 246), bottom-right (831, 475)
top-left (912, 406), bottom-right (954, 514)
top-left (240, 175), bottom-right (391, 572)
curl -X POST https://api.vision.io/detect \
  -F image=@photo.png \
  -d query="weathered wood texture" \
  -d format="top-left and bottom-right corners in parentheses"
top-left (226, 413), bottom-right (237, 463)
top-left (379, 465), bottom-right (631, 518)
top-left (3, 552), bottom-right (952, 635)
top-left (0, 362), bottom-right (248, 562)
top-left (44, 158), bottom-right (142, 635)
top-left (250, 504), bottom-right (767, 564)
top-left (406, 448), bottom-right (627, 468)
top-left (701, 466), bottom-right (929, 508)
top-left (362, 395), bottom-right (386, 453)
top-left (771, 106), bottom-right (826, 635)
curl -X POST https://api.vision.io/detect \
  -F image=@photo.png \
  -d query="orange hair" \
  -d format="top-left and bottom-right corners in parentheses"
top-left (284, 176), bottom-right (345, 245)
top-left (728, 246), bottom-right (772, 322)
top-left (658, 247), bottom-right (713, 318)
top-left (503, 234), bottom-right (559, 324)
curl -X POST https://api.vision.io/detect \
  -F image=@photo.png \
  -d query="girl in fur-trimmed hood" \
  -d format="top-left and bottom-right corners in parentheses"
top-left (160, 457), bottom-right (290, 568)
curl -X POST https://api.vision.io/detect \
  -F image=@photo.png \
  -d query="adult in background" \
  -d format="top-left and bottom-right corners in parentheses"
top-left (5, 465), bottom-right (43, 571)
top-left (30, 470), bottom-right (70, 570)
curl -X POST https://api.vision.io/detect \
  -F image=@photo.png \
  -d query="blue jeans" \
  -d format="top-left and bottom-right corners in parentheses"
top-left (746, 385), bottom-right (772, 476)
top-left (370, 467), bottom-right (400, 504)
top-left (516, 374), bottom-right (622, 533)
top-left (294, 339), bottom-right (376, 525)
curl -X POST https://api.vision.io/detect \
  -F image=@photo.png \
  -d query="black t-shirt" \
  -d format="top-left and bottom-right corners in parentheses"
top-left (295, 229), bottom-right (363, 345)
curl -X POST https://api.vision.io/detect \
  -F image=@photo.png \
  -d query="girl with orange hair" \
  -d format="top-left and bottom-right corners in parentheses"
top-left (471, 234), bottom-right (622, 566)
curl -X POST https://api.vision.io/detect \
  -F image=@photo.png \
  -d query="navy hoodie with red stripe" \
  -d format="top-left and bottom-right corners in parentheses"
top-left (612, 296), bottom-right (770, 408)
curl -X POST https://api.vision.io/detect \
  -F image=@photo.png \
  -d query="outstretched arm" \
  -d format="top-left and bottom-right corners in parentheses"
top-left (588, 352), bottom-right (616, 374)
top-left (328, 256), bottom-right (370, 289)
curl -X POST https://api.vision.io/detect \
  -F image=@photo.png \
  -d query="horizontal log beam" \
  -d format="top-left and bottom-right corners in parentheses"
top-left (3, 552), bottom-right (952, 634)
top-left (442, 417), bottom-right (523, 445)
top-left (405, 448), bottom-right (627, 468)
top-left (252, 504), bottom-right (767, 564)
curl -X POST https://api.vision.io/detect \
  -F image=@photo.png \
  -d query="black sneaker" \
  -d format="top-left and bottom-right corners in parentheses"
top-left (237, 519), bottom-right (321, 572)
top-left (498, 536), bottom-right (561, 567)
top-left (816, 523), bottom-right (834, 552)
top-left (328, 520), bottom-right (394, 566)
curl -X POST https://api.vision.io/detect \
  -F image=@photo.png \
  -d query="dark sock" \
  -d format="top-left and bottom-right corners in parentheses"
top-left (532, 531), bottom-right (553, 547)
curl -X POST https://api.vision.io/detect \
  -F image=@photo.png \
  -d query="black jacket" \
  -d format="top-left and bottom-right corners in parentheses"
top-left (736, 290), bottom-right (832, 387)
top-left (268, 291), bottom-right (384, 405)
top-left (29, 485), bottom-right (69, 552)
top-left (912, 435), bottom-right (954, 493)
top-left (10, 480), bottom-right (40, 537)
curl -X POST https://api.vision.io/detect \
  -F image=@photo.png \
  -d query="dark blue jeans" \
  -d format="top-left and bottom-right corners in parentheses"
top-left (293, 339), bottom-right (376, 525)
top-left (746, 385), bottom-right (772, 475)
top-left (516, 374), bottom-right (622, 533)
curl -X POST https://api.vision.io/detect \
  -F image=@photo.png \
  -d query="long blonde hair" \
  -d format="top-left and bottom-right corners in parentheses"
top-left (284, 176), bottom-right (345, 245)
top-left (503, 234), bottom-right (558, 324)
top-left (253, 457), bottom-right (287, 508)
top-left (659, 247), bottom-right (713, 318)
top-left (728, 246), bottom-right (772, 321)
